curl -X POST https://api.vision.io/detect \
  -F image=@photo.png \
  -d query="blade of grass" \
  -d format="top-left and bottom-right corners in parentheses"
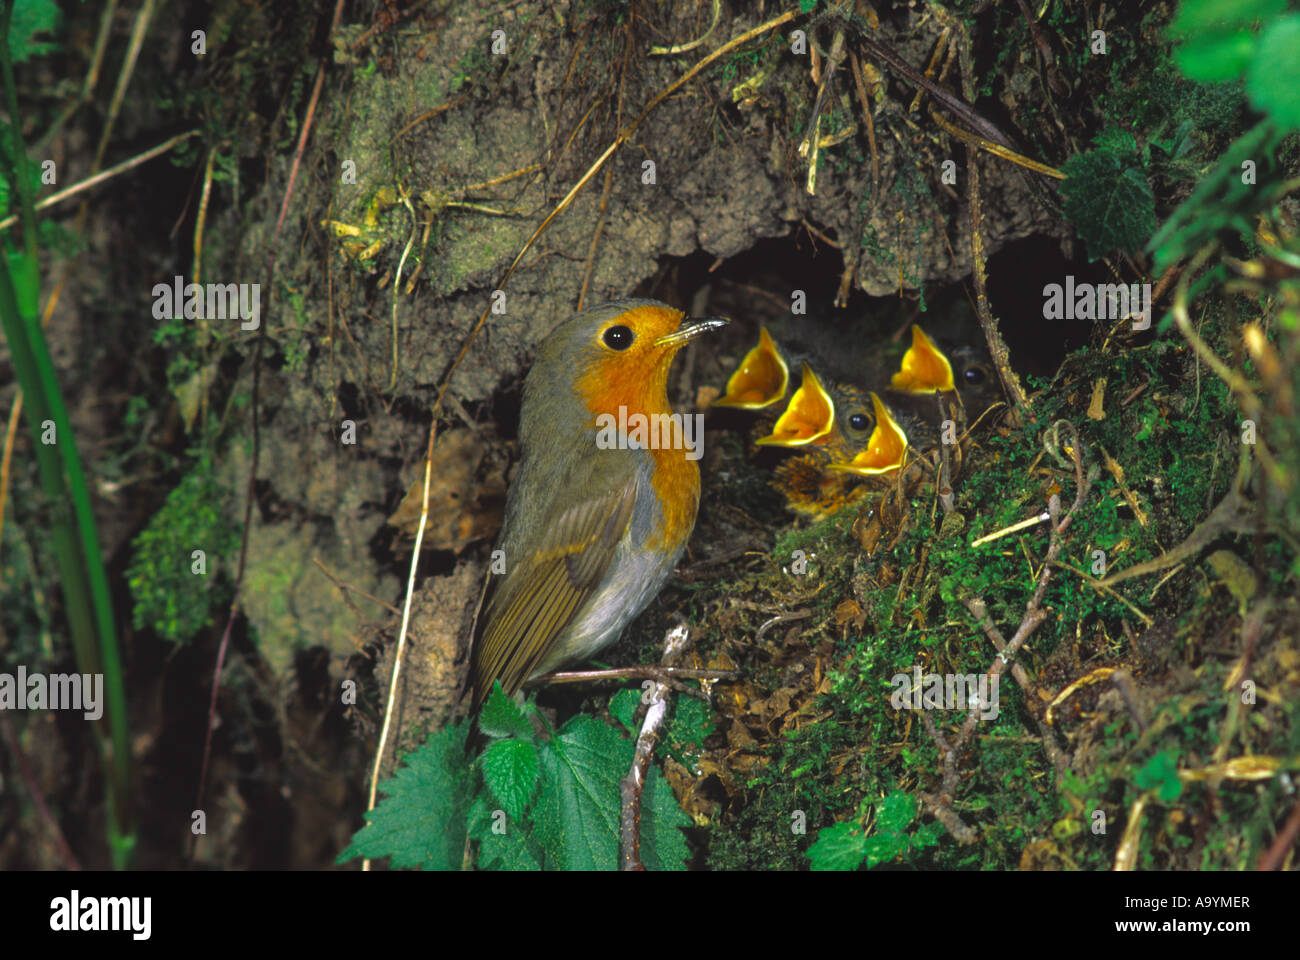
top-left (0, 0), bottom-right (134, 867)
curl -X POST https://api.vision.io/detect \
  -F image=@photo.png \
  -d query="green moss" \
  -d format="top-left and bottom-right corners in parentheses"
top-left (709, 294), bottom-right (1297, 868)
top-left (126, 459), bottom-right (240, 643)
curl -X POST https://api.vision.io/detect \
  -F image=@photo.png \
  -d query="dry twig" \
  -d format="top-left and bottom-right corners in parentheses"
top-left (923, 422), bottom-right (1096, 839)
top-left (619, 625), bottom-right (691, 870)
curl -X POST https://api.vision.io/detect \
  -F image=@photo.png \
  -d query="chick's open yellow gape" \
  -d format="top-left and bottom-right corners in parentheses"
top-left (890, 325), bottom-right (955, 394)
top-left (827, 393), bottom-right (910, 476)
top-left (755, 362), bottom-right (836, 447)
top-left (714, 326), bottom-right (790, 409)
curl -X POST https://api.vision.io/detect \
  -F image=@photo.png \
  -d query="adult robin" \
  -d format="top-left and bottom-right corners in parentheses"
top-left (467, 299), bottom-right (727, 710)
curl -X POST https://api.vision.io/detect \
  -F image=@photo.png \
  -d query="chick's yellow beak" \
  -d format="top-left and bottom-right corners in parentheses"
top-left (714, 326), bottom-right (789, 409)
top-left (756, 363), bottom-right (835, 446)
top-left (827, 393), bottom-right (909, 475)
top-left (891, 325), bottom-right (955, 393)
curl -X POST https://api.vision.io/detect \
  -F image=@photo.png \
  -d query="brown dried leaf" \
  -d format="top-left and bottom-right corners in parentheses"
top-left (387, 429), bottom-right (508, 553)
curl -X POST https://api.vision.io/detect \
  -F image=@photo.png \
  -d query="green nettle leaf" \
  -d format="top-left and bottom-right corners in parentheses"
top-left (478, 682), bottom-right (532, 739)
top-left (1060, 138), bottom-right (1157, 260)
top-left (1173, 31), bottom-right (1256, 83)
top-left (482, 737), bottom-right (540, 822)
top-left (807, 821), bottom-right (867, 871)
top-left (532, 717), bottom-right (630, 870)
top-left (1247, 16), bottom-right (1300, 130)
top-left (638, 765), bottom-right (692, 871)
top-left (523, 715), bottom-right (688, 870)
top-left (1135, 750), bottom-right (1185, 803)
top-left (468, 799), bottom-right (541, 871)
top-left (608, 688), bottom-right (643, 736)
top-left (336, 721), bottom-right (474, 870)
top-left (343, 696), bottom-right (689, 870)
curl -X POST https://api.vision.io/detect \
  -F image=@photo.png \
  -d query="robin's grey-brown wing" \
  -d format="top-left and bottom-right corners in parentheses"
top-left (469, 465), bottom-right (638, 708)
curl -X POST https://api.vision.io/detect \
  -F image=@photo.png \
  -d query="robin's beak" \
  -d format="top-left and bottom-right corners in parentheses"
top-left (890, 325), bottom-right (955, 393)
top-left (827, 393), bottom-right (909, 475)
top-left (714, 326), bottom-right (790, 410)
top-left (756, 363), bottom-right (836, 446)
top-left (654, 315), bottom-right (729, 348)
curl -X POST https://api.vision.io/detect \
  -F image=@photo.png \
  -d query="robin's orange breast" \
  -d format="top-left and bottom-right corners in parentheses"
top-left (574, 303), bottom-right (702, 554)
top-left (468, 300), bottom-right (724, 709)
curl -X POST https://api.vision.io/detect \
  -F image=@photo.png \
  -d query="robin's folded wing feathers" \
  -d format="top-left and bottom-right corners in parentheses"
top-left (471, 472), bottom-right (638, 706)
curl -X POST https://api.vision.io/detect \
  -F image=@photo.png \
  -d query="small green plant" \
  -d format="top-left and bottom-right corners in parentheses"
top-left (1148, 0), bottom-right (1300, 271)
top-left (1134, 749), bottom-right (1184, 803)
top-left (806, 790), bottom-right (942, 870)
top-left (339, 684), bottom-right (691, 870)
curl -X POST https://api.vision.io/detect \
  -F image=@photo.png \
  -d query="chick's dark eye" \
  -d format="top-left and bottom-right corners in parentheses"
top-left (848, 412), bottom-right (870, 431)
top-left (964, 366), bottom-right (986, 385)
top-left (603, 325), bottom-right (634, 350)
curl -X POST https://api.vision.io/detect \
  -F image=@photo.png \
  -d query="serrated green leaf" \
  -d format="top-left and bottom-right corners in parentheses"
top-left (478, 823), bottom-right (542, 870)
top-left (1061, 142), bottom-right (1156, 259)
top-left (525, 715), bottom-right (688, 870)
top-left (1247, 16), bottom-right (1300, 129)
top-left (807, 821), bottom-right (867, 871)
top-left (481, 737), bottom-right (540, 822)
top-left (467, 799), bottom-right (541, 871)
top-left (336, 720), bottom-right (473, 870)
top-left (478, 681), bottom-right (532, 739)
top-left (532, 717), bottom-right (629, 870)
top-left (608, 688), bottom-right (642, 736)
top-left (639, 765), bottom-right (691, 871)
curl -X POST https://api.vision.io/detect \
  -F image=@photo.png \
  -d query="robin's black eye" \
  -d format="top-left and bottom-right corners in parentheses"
top-left (603, 325), bottom-right (634, 350)
top-left (964, 366), bottom-right (986, 385)
top-left (848, 412), bottom-right (870, 431)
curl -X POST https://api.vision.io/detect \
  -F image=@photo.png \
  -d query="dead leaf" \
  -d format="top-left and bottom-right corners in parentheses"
top-left (1086, 378), bottom-right (1106, 420)
top-left (387, 428), bottom-right (508, 553)
top-left (833, 597), bottom-right (867, 630)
